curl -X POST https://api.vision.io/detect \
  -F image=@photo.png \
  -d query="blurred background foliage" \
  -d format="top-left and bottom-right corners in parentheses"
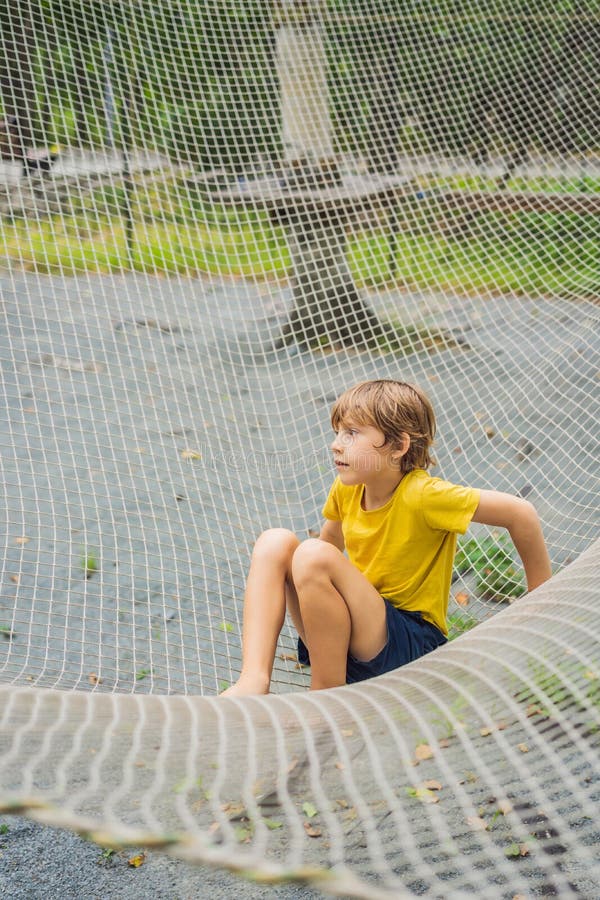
top-left (0, 1), bottom-right (597, 170)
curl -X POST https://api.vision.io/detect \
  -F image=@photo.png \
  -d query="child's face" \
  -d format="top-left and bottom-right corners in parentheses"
top-left (331, 421), bottom-right (402, 483)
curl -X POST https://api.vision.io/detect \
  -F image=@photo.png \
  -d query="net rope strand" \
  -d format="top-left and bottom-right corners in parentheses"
top-left (0, 0), bottom-right (599, 896)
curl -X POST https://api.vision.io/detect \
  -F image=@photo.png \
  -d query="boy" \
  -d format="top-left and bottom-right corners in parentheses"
top-left (222, 380), bottom-right (551, 695)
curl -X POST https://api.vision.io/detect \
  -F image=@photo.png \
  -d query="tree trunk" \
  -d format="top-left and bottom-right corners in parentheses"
top-left (276, 20), bottom-right (332, 162)
top-left (274, 217), bottom-right (390, 351)
top-left (273, 7), bottom-right (390, 351)
top-left (0, 1), bottom-right (38, 148)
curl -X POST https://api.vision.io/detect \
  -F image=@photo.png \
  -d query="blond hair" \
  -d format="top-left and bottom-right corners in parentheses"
top-left (331, 380), bottom-right (436, 473)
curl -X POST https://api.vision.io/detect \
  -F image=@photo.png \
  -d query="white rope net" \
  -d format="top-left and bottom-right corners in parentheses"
top-left (0, 1), bottom-right (599, 895)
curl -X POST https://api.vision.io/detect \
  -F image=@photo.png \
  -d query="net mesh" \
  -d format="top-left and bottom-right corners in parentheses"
top-left (0, 1), bottom-right (599, 896)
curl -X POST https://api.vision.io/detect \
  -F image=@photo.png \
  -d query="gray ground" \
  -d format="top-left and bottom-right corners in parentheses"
top-left (0, 815), bottom-right (324, 900)
top-left (0, 270), bottom-right (599, 898)
top-left (0, 271), bottom-right (597, 693)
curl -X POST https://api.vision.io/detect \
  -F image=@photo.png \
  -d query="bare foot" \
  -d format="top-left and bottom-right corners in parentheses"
top-left (220, 673), bottom-right (270, 697)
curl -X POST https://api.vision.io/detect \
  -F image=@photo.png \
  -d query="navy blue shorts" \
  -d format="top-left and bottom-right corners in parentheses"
top-left (297, 599), bottom-right (447, 684)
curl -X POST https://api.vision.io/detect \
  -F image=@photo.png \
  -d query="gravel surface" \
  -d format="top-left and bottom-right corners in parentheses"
top-left (1, 271), bottom-right (598, 898)
top-left (0, 816), bottom-right (324, 900)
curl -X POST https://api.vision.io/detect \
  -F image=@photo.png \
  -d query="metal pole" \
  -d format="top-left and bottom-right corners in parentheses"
top-left (103, 30), bottom-right (116, 151)
top-left (111, 27), bottom-right (135, 265)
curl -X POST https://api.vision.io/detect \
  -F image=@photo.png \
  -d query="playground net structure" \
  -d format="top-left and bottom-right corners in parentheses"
top-left (0, 2), bottom-right (599, 896)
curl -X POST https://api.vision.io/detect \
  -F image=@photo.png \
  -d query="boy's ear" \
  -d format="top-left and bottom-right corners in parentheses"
top-left (391, 432), bottom-right (410, 462)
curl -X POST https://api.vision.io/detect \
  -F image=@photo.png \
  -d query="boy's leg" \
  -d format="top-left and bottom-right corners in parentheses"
top-left (221, 528), bottom-right (300, 696)
top-left (291, 539), bottom-right (387, 691)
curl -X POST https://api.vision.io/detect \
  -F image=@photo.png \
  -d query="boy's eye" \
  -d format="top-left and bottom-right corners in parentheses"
top-left (333, 426), bottom-right (358, 441)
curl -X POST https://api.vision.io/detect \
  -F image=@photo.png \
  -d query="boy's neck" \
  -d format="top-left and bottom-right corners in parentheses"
top-left (361, 471), bottom-right (405, 511)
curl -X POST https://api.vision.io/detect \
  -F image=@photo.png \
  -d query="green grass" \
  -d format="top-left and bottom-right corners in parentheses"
top-left (447, 611), bottom-right (478, 640)
top-left (514, 659), bottom-right (600, 721)
top-left (0, 173), bottom-right (598, 297)
top-left (0, 216), bottom-right (291, 279)
top-left (81, 549), bottom-right (98, 579)
top-left (426, 172), bottom-right (600, 195)
top-left (447, 531), bottom-right (527, 639)
top-left (455, 534), bottom-right (526, 601)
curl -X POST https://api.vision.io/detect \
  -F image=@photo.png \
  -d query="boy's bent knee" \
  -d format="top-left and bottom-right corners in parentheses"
top-left (292, 538), bottom-right (337, 585)
top-left (253, 528), bottom-right (299, 563)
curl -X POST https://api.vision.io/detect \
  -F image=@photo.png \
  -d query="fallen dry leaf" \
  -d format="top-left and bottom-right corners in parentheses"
top-left (409, 787), bottom-right (439, 804)
top-left (517, 742), bottom-right (529, 753)
top-left (235, 824), bottom-right (252, 843)
top-left (127, 852), bottom-right (146, 868)
top-left (480, 722), bottom-right (506, 737)
top-left (221, 801), bottom-right (245, 817)
top-left (454, 592), bottom-right (469, 606)
top-left (14, 537), bottom-right (30, 546)
top-left (423, 779), bottom-right (442, 791)
top-left (181, 449), bottom-right (202, 460)
top-left (88, 672), bottom-right (103, 685)
top-left (466, 816), bottom-right (488, 831)
top-left (10, 575), bottom-right (19, 584)
top-left (414, 743), bottom-right (434, 761)
top-left (304, 822), bottom-right (322, 838)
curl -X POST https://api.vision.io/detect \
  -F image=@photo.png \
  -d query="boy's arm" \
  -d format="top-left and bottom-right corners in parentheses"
top-left (319, 519), bottom-right (345, 553)
top-left (471, 490), bottom-right (552, 592)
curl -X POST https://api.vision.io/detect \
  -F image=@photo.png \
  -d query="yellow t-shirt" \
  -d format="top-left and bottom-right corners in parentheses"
top-left (322, 469), bottom-right (480, 635)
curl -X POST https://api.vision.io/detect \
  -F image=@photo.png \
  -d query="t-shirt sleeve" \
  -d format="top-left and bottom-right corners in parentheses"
top-left (322, 478), bottom-right (343, 521)
top-left (422, 478), bottom-right (480, 534)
